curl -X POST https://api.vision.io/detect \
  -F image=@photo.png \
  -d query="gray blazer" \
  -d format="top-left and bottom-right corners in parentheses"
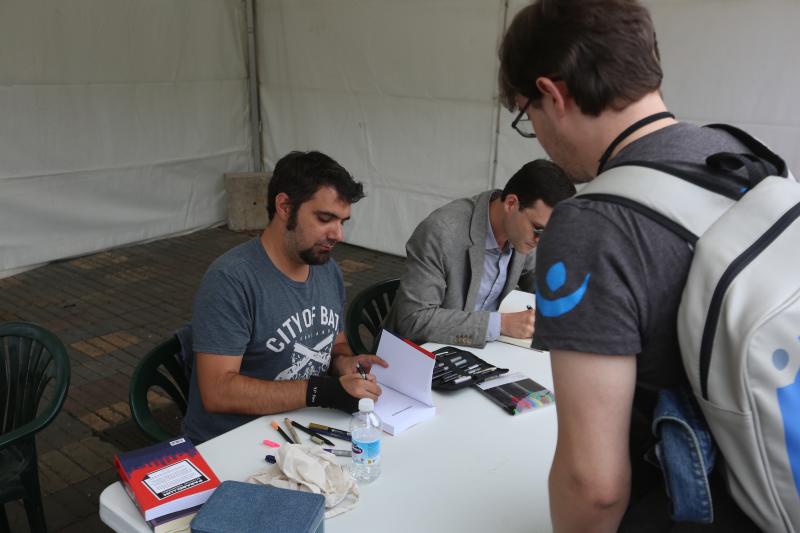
top-left (384, 190), bottom-right (536, 348)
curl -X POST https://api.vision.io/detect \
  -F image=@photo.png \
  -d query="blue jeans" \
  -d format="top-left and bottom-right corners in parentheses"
top-left (651, 386), bottom-right (717, 523)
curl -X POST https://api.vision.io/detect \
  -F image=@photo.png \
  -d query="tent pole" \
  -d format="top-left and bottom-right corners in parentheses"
top-left (490, 0), bottom-right (510, 189)
top-left (245, 0), bottom-right (263, 171)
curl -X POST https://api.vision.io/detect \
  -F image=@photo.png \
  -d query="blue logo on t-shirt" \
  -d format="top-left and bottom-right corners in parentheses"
top-left (773, 343), bottom-right (800, 496)
top-left (536, 261), bottom-right (591, 318)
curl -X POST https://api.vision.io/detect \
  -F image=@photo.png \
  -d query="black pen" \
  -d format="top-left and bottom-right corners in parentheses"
top-left (284, 417), bottom-right (324, 445)
top-left (309, 423), bottom-right (351, 440)
top-left (270, 421), bottom-right (294, 444)
top-left (308, 427), bottom-right (352, 441)
top-left (290, 420), bottom-right (335, 446)
top-left (356, 363), bottom-right (368, 380)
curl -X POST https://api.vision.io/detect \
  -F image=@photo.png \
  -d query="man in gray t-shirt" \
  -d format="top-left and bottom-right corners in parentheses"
top-left (183, 151), bottom-right (386, 443)
top-left (499, 1), bottom-right (761, 531)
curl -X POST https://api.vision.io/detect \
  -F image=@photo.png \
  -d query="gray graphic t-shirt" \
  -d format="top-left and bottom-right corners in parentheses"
top-left (183, 238), bottom-right (345, 442)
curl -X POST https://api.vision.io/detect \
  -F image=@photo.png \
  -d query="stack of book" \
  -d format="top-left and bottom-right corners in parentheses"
top-left (114, 436), bottom-right (220, 532)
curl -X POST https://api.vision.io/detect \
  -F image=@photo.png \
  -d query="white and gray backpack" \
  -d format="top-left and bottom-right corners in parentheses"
top-left (578, 125), bottom-right (800, 532)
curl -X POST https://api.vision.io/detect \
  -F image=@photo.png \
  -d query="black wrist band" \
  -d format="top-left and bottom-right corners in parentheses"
top-left (306, 375), bottom-right (359, 413)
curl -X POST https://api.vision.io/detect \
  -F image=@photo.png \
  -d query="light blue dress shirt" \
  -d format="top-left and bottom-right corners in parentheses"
top-left (473, 195), bottom-right (512, 340)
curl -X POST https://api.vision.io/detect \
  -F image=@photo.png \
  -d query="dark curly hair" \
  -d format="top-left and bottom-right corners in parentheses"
top-left (267, 151), bottom-right (365, 229)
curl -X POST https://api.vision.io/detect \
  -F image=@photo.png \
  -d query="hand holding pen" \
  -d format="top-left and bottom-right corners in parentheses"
top-left (340, 372), bottom-right (382, 400)
top-left (350, 354), bottom-right (388, 375)
top-left (500, 306), bottom-right (535, 339)
top-left (332, 354), bottom-right (387, 402)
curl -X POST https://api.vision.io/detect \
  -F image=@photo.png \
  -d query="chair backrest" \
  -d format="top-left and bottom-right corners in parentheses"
top-left (345, 278), bottom-right (400, 354)
top-left (0, 321), bottom-right (71, 447)
top-left (129, 335), bottom-right (190, 442)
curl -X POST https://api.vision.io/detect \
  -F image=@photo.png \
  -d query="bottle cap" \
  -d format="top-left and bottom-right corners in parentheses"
top-left (358, 398), bottom-right (374, 412)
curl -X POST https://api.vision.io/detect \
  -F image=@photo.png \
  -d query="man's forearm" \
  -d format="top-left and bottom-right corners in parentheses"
top-left (201, 372), bottom-right (307, 415)
top-left (549, 454), bottom-right (630, 533)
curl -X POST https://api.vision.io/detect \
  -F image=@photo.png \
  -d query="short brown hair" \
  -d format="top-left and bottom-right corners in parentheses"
top-left (499, 0), bottom-right (663, 116)
top-left (501, 159), bottom-right (576, 208)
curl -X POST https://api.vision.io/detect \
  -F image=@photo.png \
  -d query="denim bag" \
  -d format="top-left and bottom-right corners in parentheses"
top-left (651, 386), bottom-right (716, 523)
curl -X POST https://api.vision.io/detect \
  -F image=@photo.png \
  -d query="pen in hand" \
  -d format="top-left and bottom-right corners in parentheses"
top-left (356, 362), bottom-right (368, 380)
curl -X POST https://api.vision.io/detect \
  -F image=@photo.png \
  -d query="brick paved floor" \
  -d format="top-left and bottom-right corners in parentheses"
top-left (0, 227), bottom-right (405, 532)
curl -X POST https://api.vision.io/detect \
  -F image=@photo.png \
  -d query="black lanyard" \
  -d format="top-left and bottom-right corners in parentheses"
top-left (597, 111), bottom-right (675, 174)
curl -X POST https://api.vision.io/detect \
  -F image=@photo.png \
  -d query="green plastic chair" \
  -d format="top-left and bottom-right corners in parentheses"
top-left (129, 335), bottom-right (190, 443)
top-left (0, 321), bottom-right (71, 533)
top-left (345, 278), bottom-right (400, 354)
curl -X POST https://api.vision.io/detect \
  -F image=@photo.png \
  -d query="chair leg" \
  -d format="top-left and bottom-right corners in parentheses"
top-left (22, 492), bottom-right (47, 533)
top-left (21, 459), bottom-right (47, 533)
top-left (0, 503), bottom-right (11, 533)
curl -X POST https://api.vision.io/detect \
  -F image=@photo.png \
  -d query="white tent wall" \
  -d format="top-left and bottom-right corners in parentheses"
top-left (259, 0), bottom-right (800, 258)
top-left (256, 0), bottom-right (509, 256)
top-left (645, 0), bottom-right (800, 176)
top-left (0, 0), bottom-right (252, 277)
top-left (2, 1), bottom-right (798, 274)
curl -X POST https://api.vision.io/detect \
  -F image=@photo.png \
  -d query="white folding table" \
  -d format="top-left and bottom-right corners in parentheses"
top-left (99, 341), bottom-right (557, 533)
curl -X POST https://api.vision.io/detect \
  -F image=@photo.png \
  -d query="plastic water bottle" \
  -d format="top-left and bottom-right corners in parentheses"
top-left (350, 398), bottom-right (382, 483)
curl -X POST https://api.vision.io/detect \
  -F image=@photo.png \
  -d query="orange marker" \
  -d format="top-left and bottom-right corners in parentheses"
top-left (270, 420), bottom-right (294, 444)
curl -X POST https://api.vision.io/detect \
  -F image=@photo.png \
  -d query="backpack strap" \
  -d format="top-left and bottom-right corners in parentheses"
top-left (704, 124), bottom-right (788, 180)
top-left (577, 123), bottom-right (788, 243)
top-left (577, 165), bottom-right (738, 244)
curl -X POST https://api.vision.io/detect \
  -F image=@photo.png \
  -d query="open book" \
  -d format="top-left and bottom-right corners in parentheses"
top-left (370, 330), bottom-right (436, 435)
top-left (497, 289), bottom-right (537, 349)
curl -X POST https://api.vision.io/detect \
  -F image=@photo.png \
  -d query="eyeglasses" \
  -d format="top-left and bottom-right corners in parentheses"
top-left (511, 76), bottom-right (563, 139)
top-left (511, 97), bottom-right (536, 139)
top-left (533, 226), bottom-right (545, 238)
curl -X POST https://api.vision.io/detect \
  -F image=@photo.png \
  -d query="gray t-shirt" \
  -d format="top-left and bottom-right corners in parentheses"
top-left (533, 122), bottom-right (749, 389)
top-left (183, 238), bottom-right (346, 443)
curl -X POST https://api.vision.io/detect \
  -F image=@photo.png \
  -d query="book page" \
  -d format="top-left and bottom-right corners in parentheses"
top-left (498, 289), bottom-right (535, 313)
top-left (373, 386), bottom-right (435, 434)
top-left (372, 329), bottom-right (435, 406)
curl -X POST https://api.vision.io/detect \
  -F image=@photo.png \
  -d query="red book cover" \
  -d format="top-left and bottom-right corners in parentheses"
top-left (114, 436), bottom-right (220, 521)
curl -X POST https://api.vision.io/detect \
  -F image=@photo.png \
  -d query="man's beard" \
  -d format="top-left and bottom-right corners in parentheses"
top-left (298, 242), bottom-right (334, 265)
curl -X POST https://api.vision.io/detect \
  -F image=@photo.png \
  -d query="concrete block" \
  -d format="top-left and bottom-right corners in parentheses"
top-left (224, 172), bottom-right (272, 231)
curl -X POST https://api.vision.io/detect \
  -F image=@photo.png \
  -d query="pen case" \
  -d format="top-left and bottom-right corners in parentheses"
top-left (431, 346), bottom-right (508, 391)
top-left (474, 371), bottom-right (554, 415)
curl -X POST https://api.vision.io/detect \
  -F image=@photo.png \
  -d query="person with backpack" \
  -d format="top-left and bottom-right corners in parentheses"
top-left (498, 1), bottom-right (797, 531)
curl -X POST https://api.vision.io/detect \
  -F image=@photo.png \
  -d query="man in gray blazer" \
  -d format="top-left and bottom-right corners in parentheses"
top-left (385, 160), bottom-right (575, 347)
